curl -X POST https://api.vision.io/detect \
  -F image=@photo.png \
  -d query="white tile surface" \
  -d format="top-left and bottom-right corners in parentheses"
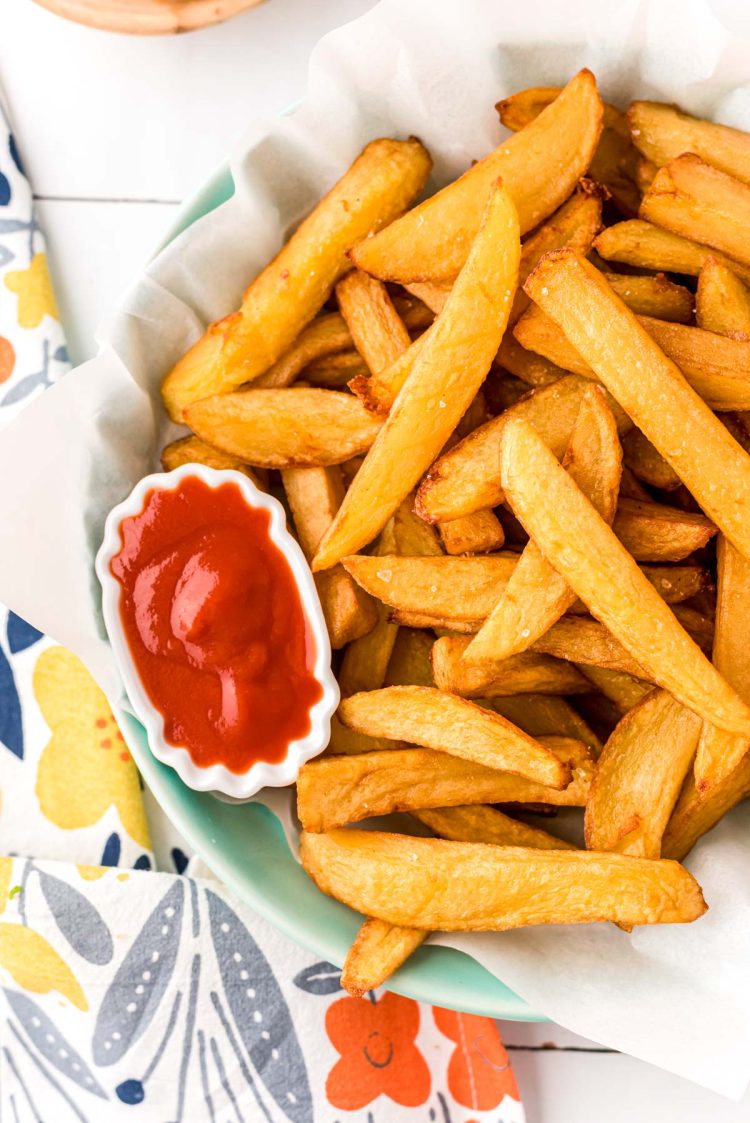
top-left (2, 1), bottom-right (749, 1117)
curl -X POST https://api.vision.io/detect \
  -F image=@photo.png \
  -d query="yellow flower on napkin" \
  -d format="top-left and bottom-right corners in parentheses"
top-left (4, 252), bottom-right (59, 328)
top-left (0, 923), bottom-right (86, 1009)
top-left (34, 647), bottom-right (151, 849)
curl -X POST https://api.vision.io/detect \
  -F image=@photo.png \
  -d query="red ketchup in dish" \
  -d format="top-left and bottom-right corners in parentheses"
top-left (110, 475), bottom-right (322, 772)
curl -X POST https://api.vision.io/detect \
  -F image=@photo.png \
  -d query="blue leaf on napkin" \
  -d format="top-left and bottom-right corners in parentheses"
top-left (0, 645), bottom-right (23, 758)
top-left (9, 133), bottom-right (24, 176)
top-left (171, 848), bottom-right (189, 875)
top-left (0, 171), bottom-right (9, 207)
top-left (38, 870), bottom-right (114, 965)
top-left (292, 962), bottom-right (343, 996)
top-left (5, 990), bottom-right (107, 1098)
top-left (0, 218), bottom-right (30, 234)
top-left (53, 344), bottom-right (69, 365)
top-left (100, 833), bottom-right (121, 867)
top-left (93, 881), bottom-right (184, 1065)
top-left (206, 890), bottom-right (312, 1123)
top-left (7, 611), bottom-right (43, 654)
top-left (1, 368), bottom-right (49, 407)
top-left (134, 855), bottom-right (151, 871)
top-left (0, 245), bottom-right (14, 268)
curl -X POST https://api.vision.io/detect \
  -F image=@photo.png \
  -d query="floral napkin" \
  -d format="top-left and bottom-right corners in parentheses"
top-left (0, 94), bottom-right (525, 1122)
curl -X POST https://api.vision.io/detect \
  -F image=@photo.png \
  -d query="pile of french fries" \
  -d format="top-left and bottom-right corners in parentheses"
top-left (160, 70), bottom-right (750, 996)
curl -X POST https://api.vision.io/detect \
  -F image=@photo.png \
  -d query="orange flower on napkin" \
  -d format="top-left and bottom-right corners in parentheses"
top-left (433, 1007), bottom-right (520, 1109)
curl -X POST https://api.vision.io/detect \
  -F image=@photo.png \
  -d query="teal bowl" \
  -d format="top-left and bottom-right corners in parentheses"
top-left (122, 162), bottom-right (541, 1022)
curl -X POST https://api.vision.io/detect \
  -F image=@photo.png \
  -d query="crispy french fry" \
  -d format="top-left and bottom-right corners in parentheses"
top-left (297, 742), bottom-right (596, 831)
top-left (585, 689), bottom-right (702, 858)
top-left (438, 509), bottom-right (506, 555)
top-left (696, 256), bottom-right (750, 339)
top-left (490, 694), bottom-right (602, 752)
top-left (640, 565), bottom-right (711, 605)
top-left (404, 282), bottom-right (451, 314)
top-left (594, 219), bottom-right (750, 285)
top-left (694, 537), bottom-right (750, 790)
top-left (628, 101), bottom-right (750, 185)
top-left (635, 157), bottom-right (657, 192)
top-left (384, 628), bottom-right (435, 687)
top-left (304, 351), bottom-right (369, 387)
top-left (495, 332), bottom-right (570, 387)
top-left (619, 465), bottom-right (651, 501)
top-left (392, 497), bottom-right (444, 557)
top-left (300, 829), bottom-right (706, 930)
top-left (577, 665), bottom-right (654, 714)
top-left (341, 919), bottom-right (427, 997)
top-left (313, 184), bottom-right (521, 570)
top-left (431, 635), bottom-right (591, 698)
top-left (160, 435), bottom-right (264, 489)
top-left (336, 270), bottom-right (412, 376)
top-left (498, 88), bottom-right (640, 215)
top-left (603, 272), bottom-right (693, 324)
top-left (186, 388), bottom-right (382, 468)
top-left (327, 714), bottom-right (409, 755)
top-left (641, 154), bottom-right (750, 269)
top-left (351, 70), bottom-right (602, 284)
top-left (531, 617), bottom-right (649, 679)
top-left (255, 311), bottom-right (352, 388)
top-left (499, 417), bottom-right (750, 735)
top-left (622, 428), bottom-right (681, 490)
top-left (613, 498), bottom-right (716, 562)
top-left (524, 249), bottom-right (750, 562)
top-left (161, 137), bottom-right (431, 419)
top-left (338, 685), bottom-right (569, 786)
top-left (338, 523), bottom-right (399, 696)
top-left (416, 375), bottom-right (587, 523)
top-left (388, 611), bottom-right (482, 633)
top-left (414, 805), bottom-right (576, 849)
top-left (465, 385), bottom-right (621, 664)
top-left (282, 465), bottom-right (377, 648)
top-left (662, 750), bottom-right (750, 861)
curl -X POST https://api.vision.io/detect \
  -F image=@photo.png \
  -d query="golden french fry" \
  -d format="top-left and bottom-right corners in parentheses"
top-left (635, 157), bottom-right (657, 192)
top-left (498, 88), bottom-right (640, 215)
top-left (530, 616), bottom-right (649, 679)
top-left (622, 428), bottom-right (681, 490)
top-left (414, 804), bottom-right (576, 849)
top-left (297, 742), bottom-right (596, 831)
top-left (431, 635), bottom-right (591, 698)
top-left (313, 184), bottom-right (521, 570)
top-left (161, 138), bottom-right (431, 419)
top-left (404, 282), bottom-right (451, 313)
top-left (304, 351), bottom-right (369, 387)
top-left (465, 385), bottom-right (621, 664)
top-left (438, 509), bottom-right (506, 555)
top-left (341, 919), bottom-right (426, 998)
top-left (343, 554), bottom-right (518, 622)
top-left (641, 154), bottom-right (750, 269)
top-left (336, 270), bottom-right (413, 377)
top-left (619, 465), bottom-right (651, 501)
top-left (327, 714), bottom-right (408, 755)
top-left (186, 388), bottom-right (382, 468)
top-left (499, 417), bottom-right (750, 735)
top-left (696, 256), bottom-right (750, 339)
top-left (495, 332), bottom-right (570, 387)
top-left (613, 498), bottom-right (716, 562)
top-left (594, 219), bottom-right (750, 284)
top-left (300, 829), bottom-right (706, 930)
top-left (694, 537), bottom-right (750, 790)
top-left (672, 604), bottom-right (714, 655)
top-left (392, 497), bottom-right (444, 557)
top-left (338, 685), bottom-right (569, 786)
top-left (490, 694), bottom-right (602, 753)
top-left (416, 375), bottom-right (587, 523)
top-left (350, 70), bottom-right (601, 284)
top-left (282, 465), bottom-right (377, 648)
top-left (639, 565), bottom-right (711, 605)
top-left (338, 523), bottom-right (399, 696)
top-left (628, 101), bottom-right (750, 185)
top-left (524, 249), bottom-right (750, 561)
top-left (585, 689), bottom-right (702, 858)
top-left (662, 751), bottom-right (750, 861)
top-left (577, 666), bottom-right (654, 714)
top-left (603, 272), bottom-right (693, 323)
top-left (160, 435), bottom-right (263, 489)
top-left (384, 628), bottom-right (435, 687)
top-left (256, 311), bottom-right (352, 388)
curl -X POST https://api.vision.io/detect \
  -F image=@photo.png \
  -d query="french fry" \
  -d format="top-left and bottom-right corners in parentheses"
top-left (384, 628), bottom-right (435, 687)
top-left (622, 428), bottom-right (681, 490)
top-left (515, 301), bottom-right (750, 412)
top-left (640, 154), bottom-right (750, 269)
top-left (499, 417), bottom-right (750, 735)
top-left (392, 497), bottom-right (443, 557)
top-left (613, 499), bottom-right (716, 562)
top-left (338, 685), bottom-right (569, 786)
top-left (282, 465), bottom-right (377, 648)
top-left (431, 635), bottom-right (591, 698)
top-left (639, 565), bottom-right (711, 605)
top-left (585, 689), bottom-right (702, 858)
top-left (161, 137), bottom-right (432, 419)
top-left (336, 270), bottom-right (412, 376)
top-left (313, 184), bottom-right (521, 570)
top-left (304, 351), bottom-right (369, 387)
top-left (351, 70), bottom-right (602, 284)
top-left (602, 272), bottom-right (693, 324)
top-left (186, 388), bottom-right (382, 468)
top-left (338, 522), bottom-right (399, 696)
top-left (438, 509), bottom-right (506, 555)
top-left (694, 537), bottom-right (750, 791)
top-left (341, 919), bottom-right (427, 998)
top-left (495, 332), bottom-right (570, 387)
top-left (672, 604), bottom-right (714, 654)
top-left (628, 100), bottom-right (750, 185)
top-left (662, 751), bottom-right (750, 861)
top-left (498, 87), bottom-right (640, 215)
top-left (635, 157), bottom-right (657, 193)
top-left (255, 311), bottom-right (352, 388)
top-left (530, 617), bottom-right (649, 679)
top-left (524, 249), bottom-right (750, 562)
top-left (327, 714), bottom-right (409, 755)
top-left (160, 435), bottom-right (263, 489)
top-left (619, 465), bottom-right (651, 501)
top-left (594, 219), bottom-right (750, 285)
top-left (696, 256), bottom-right (750, 339)
top-left (490, 693), bottom-right (602, 751)
top-left (297, 742), bottom-right (596, 832)
top-left (577, 666), bottom-right (654, 714)
top-left (388, 611), bottom-right (482, 633)
top-left (464, 385), bottom-right (621, 664)
top-left (416, 375), bottom-right (587, 523)
top-left (414, 805), bottom-right (576, 849)
top-left (404, 282), bottom-right (451, 314)
top-left (300, 829), bottom-right (706, 930)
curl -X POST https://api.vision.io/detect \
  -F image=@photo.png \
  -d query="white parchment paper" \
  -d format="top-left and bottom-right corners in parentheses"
top-left (2, 0), bottom-right (750, 1097)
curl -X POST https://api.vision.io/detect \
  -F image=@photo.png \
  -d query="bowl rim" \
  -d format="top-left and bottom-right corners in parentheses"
top-left (95, 462), bottom-right (339, 799)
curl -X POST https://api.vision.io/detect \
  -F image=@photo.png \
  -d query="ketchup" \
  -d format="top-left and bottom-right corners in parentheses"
top-left (110, 476), bottom-right (323, 772)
